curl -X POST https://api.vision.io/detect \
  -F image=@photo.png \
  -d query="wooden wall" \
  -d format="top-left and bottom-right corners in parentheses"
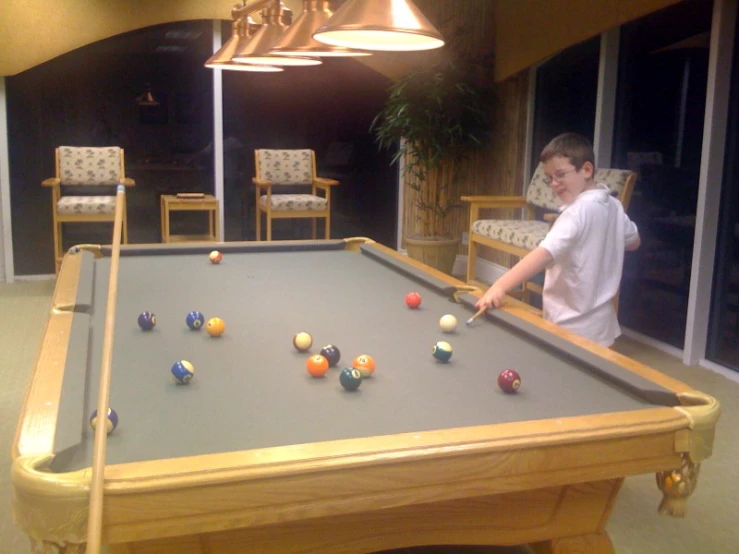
top-left (400, 0), bottom-right (530, 270)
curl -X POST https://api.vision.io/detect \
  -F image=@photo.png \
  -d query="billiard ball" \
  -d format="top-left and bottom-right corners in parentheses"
top-left (293, 332), bottom-right (313, 352)
top-left (439, 314), bottom-right (457, 333)
top-left (209, 250), bottom-right (222, 264)
top-left (432, 341), bottom-right (453, 362)
top-left (498, 369), bottom-right (521, 393)
top-left (306, 354), bottom-right (329, 377)
top-left (320, 344), bottom-right (341, 367)
top-left (89, 408), bottom-right (119, 434)
top-left (352, 354), bottom-right (376, 378)
top-left (206, 317), bottom-right (225, 337)
top-left (171, 360), bottom-right (195, 384)
top-left (138, 311), bottom-right (156, 331)
top-left (186, 311), bottom-right (205, 330)
top-left (405, 292), bottom-right (422, 309)
top-left (339, 367), bottom-right (362, 391)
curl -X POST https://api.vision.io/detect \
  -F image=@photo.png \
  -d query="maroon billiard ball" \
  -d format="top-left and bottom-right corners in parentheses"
top-left (405, 291), bottom-right (422, 309)
top-left (498, 369), bottom-right (521, 393)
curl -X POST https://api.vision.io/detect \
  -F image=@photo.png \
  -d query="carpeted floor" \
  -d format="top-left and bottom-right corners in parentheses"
top-left (1, 279), bottom-right (737, 553)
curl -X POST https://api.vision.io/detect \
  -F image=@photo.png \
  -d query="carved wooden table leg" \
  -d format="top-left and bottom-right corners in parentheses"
top-left (29, 539), bottom-right (86, 554)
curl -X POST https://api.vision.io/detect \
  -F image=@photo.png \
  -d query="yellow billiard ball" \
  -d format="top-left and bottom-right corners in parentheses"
top-left (206, 317), bottom-right (226, 337)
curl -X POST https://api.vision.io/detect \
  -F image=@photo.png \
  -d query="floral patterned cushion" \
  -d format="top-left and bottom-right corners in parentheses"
top-left (595, 168), bottom-right (632, 199)
top-left (259, 194), bottom-right (327, 212)
top-left (57, 196), bottom-right (117, 215)
top-left (58, 146), bottom-right (122, 185)
top-left (471, 219), bottom-right (549, 251)
top-left (525, 164), bottom-right (561, 211)
top-left (256, 149), bottom-right (314, 185)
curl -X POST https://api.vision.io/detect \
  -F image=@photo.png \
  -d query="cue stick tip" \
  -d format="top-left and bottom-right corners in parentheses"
top-left (466, 307), bottom-right (486, 326)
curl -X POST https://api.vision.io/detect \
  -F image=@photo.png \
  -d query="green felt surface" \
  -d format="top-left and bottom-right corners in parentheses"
top-left (51, 242), bottom-right (675, 472)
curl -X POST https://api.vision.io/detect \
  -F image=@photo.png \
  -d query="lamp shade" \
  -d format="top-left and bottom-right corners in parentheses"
top-left (271, 0), bottom-right (371, 57)
top-left (313, 0), bottom-right (444, 51)
top-left (233, 3), bottom-right (322, 66)
top-left (206, 18), bottom-right (284, 72)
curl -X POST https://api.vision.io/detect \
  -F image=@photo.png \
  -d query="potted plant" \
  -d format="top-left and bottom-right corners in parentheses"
top-left (371, 45), bottom-right (494, 275)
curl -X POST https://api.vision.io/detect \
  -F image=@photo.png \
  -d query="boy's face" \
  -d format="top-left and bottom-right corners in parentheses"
top-left (543, 155), bottom-right (594, 205)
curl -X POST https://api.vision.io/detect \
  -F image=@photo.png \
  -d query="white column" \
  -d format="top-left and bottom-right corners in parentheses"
top-left (212, 20), bottom-right (225, 242)
top-left (684, 0), bottom-right (737, 364)
top-left (593, 28), bottom-right (620, 169)
top-left (0, 77), bottom-right (13, 283)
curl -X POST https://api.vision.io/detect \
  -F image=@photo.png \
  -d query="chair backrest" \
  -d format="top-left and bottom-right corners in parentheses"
top-left (525, 163), bottom-right (636, 211)
top-left (254, 149), bottom-right (315, 185)
top-left (57, 146), bottom-right (122, 185)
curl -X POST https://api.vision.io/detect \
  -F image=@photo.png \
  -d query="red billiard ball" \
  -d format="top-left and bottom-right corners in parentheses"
top-left (405, 292), bottom-right (422, 309)
top-left (498, 369), bottom-right (521, 393)
top-left (306, 354), bottom-right (329, 377)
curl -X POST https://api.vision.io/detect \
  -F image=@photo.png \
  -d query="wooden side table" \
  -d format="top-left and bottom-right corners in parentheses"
top-left (160, 194), bottom-right (220, 243)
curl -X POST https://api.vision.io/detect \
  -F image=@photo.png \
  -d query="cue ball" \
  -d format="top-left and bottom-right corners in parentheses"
top-left (209, 250), bottom-right (222, 264)
top-left (498, 369), bottom-right (521, 393)
top-left (293, 332), bottom-right (313, 352)
top-left (171, 360), bottom-right (195, 384)
top-left (186, 311), bottom-right (205, 330)
top-left (320, 344), bottom-right (341, 367)
top-left (339, 367), bottom-right (363, 391)
top-left (439, 314), bottom-right (457, 333)
top-left (306, 354), bottom-right (329, 377)
top-left (206, 317), bottom-right (225, 337)
top-left (432, 341), bottom-right (453, 362)
top-left (352, 354), bottom-right (376, 378)
top-left (405, 292), bottom-right (422, 309)
top-left (138, 311), bottom-right (156, 330)
top-left (89, 408), bottom-right (119, 435)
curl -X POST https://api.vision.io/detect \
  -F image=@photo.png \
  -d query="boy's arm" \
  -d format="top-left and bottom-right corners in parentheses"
top-left (475, 247), bottom-right (554, 309)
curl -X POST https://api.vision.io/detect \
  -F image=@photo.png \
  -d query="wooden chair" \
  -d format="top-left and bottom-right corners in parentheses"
top-left (42, 146), bottom-right (134, 272)
top-left (462, 164), bottom-right (636, 300)
top-left (253, 149), bottom-right (339, 241)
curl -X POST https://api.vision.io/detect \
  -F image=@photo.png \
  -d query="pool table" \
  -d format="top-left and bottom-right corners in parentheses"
top-left (12, 238), bottom-right (720, 554)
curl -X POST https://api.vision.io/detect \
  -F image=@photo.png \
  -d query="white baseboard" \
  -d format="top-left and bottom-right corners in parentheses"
top-left (15, 274), bottom-right (56, 281)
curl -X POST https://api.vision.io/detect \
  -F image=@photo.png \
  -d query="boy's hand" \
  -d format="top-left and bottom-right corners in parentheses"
top-left (475, 286), bottom-right (505, 310)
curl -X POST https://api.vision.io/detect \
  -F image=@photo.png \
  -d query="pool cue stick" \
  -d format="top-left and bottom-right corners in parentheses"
top-left (86, 185), bottom-right (126, 554)
top-left (466, 306), bottom-right (487, 326)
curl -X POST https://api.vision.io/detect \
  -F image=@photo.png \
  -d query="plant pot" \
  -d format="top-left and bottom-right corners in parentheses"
top-left (405, 235), bottom-right (461, 276)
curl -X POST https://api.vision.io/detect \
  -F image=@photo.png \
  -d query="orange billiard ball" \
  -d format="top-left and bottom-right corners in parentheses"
top-left (206, 317), bottom-right (225, 337)
top-left (306, 354), bottom-right (329, 377)
top-left (352, 354), bottom-right (376, 378)
top-left (209, 250), bottom-right (223, 264)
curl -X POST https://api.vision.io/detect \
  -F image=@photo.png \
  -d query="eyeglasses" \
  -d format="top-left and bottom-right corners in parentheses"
top-left (543, 167), bottom-right (577, 185)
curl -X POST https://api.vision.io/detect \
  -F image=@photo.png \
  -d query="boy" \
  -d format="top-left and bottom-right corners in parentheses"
top-left (475, 133), bottom-right (640, 347)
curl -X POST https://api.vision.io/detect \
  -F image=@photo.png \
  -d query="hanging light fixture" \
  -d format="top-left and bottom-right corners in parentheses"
top-left (136, 85), bottom-right (160, 106)
top-left (270, 0), bottom-right (371, 58)
top-left (205, 16), bottom-right (284, 72)
top-left (232, 1), bottom-right (322, 66)
top-left (312, 0), bottom-right (444, 52)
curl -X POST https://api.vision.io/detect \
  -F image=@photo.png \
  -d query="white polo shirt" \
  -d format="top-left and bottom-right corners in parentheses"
top-left (538, 184), bottom-right (639, 347)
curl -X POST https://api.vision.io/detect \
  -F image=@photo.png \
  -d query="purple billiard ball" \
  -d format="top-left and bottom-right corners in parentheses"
top-left (138, 311), bottom-right (156, 330)
top-left (498, 369), bottom-right (521, 394)
top-left (320, 344), bottom-right (341, 367)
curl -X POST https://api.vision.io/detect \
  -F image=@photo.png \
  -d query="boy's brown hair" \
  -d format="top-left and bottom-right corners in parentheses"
top-left (540, 132), bottom-right (595, 171)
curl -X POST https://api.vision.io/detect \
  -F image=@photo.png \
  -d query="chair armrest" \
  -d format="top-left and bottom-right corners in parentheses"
top-left (121, 178), bottom-right (135, 186)
top-left (314, 177), bottom-right (339, 186)
top-left (253, 178), bottom-right (272, 187)
top-left (460, 195), bottom-right (528, 208)
top-left (41, 178), bottom-right (60, 187)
